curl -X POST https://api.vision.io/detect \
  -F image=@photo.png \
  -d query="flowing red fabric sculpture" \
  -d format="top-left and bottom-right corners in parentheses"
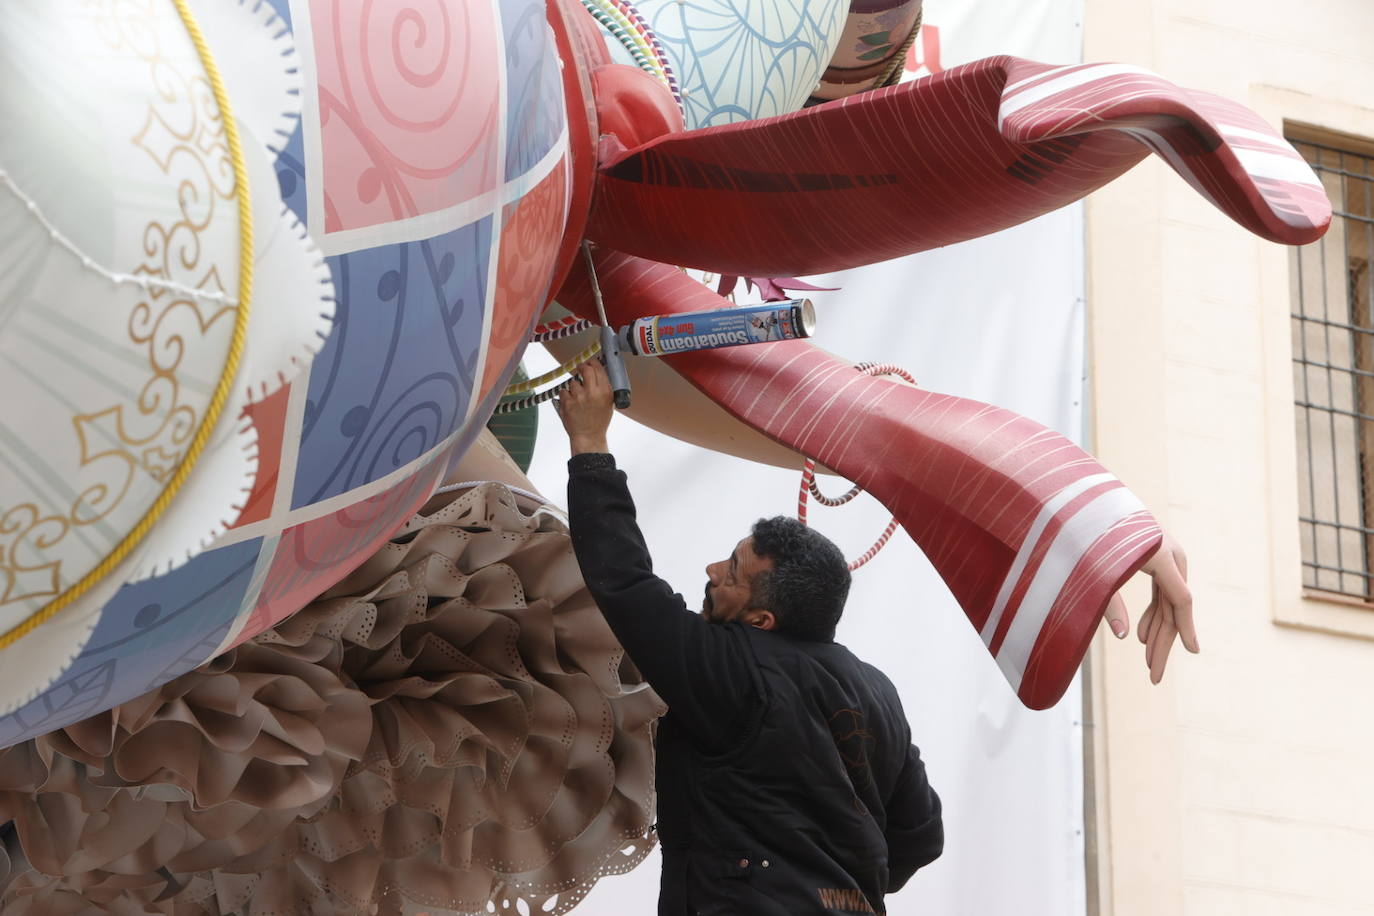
top-left (565, 19), bottom-right (1327, 707)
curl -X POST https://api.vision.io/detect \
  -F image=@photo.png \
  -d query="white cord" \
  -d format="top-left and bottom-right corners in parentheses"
top-left (0, 166), bottom-right (239, 306)
top-left (581, 242), bottom-right (612, 328)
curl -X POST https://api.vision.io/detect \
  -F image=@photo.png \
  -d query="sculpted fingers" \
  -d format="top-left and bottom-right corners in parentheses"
top-left (1144, 600), bottom-right (1165, 670)
top-left (1137, 582), bottom-right (1156, 645)
top-left (1132, 532), bottom-right (1199, 683)
top-left (1148, 607), bottom-right (1178, 684)
top-left (1167, 543), bottom-right (1199, 654)
top-left (1103, 593), bottom-right (1129, 639)
top-left (1152, 548), bottom-right (1190, 609)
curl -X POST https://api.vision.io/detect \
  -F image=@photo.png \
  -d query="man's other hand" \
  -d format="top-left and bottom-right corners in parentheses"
top-left (556, 360), bottom-right (615, 455)
top-left (1101, 531), bottom-right (1199, 684)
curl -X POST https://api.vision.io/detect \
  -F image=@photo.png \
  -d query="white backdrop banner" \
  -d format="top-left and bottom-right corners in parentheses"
top-left (526, 1), bottom-right (1090, 913)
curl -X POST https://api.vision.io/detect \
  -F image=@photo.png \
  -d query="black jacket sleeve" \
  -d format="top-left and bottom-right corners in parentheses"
top-left (884, 742), bottom-right (943, 892)
top-left (567, 453), bottom-right (758, 752)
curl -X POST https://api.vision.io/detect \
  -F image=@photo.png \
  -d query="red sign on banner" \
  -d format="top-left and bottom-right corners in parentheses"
top-left (905, 23), bottom-right (943, 76)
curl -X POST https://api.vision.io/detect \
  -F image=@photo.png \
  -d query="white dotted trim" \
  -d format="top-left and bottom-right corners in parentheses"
top-left (0, 165), bottom-right (239, 306)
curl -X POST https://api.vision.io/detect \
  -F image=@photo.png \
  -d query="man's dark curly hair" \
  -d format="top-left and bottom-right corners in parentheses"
top-left (748, 517), bottom-right (851, 642)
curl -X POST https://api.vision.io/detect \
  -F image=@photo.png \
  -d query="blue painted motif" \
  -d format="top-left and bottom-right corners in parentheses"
top-left (275, 120), bottom-right (308, 225)
top-left (264, 0), bottom-right (292, 28)
top-left (0, 538), bottom-right (264, 746)
top-left (501, 0), bottom-right (566, 179)
top-left (294, 219), bottom-right (492, 505)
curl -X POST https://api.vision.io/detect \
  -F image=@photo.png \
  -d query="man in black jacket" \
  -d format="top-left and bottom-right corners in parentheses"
top-left (557, 360), bottom-right (942, 915)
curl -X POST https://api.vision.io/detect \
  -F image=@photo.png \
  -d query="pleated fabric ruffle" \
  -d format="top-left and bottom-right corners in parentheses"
top-left (0, 483), bottom-right (665, 915)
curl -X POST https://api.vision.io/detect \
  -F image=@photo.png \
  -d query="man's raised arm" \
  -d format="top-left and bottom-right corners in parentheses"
top-left (557, 360), bottom-right (757, 750)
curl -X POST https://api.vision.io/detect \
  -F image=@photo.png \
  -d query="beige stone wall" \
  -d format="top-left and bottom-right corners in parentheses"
top-left (1082, 1), bottom-right (1374, 913)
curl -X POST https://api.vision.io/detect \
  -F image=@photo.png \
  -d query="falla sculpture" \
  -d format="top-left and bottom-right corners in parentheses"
top-left (0, 0), bottom-right (1328, 912)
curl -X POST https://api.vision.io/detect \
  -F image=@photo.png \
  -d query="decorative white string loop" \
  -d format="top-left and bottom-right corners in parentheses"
top-left (0, 167), bottom-right (239, 306)
top-left (796, 362), bottom-right (917, 571)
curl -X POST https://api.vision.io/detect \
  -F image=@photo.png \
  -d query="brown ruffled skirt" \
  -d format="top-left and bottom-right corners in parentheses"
top-left (0, 483), bottom-right (665, 915)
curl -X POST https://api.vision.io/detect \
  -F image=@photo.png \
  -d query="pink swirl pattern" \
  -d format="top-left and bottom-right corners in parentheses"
top-left (313, 0), bottom-right (503, 233)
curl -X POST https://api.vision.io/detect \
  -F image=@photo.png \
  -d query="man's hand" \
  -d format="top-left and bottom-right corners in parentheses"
top-left (556, 359), bottom-right (615, 455)
top-left (1101, 531), bottom-right (1198, 684)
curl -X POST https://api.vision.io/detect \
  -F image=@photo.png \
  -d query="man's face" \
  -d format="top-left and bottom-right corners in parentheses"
top-left (703, 536), bottom-right (774, 624)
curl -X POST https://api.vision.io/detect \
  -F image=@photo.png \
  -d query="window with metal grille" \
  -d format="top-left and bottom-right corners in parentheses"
top-left (1290, 127), bottom-right (1374, 599)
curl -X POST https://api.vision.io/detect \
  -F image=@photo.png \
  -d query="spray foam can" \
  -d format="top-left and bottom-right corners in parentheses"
top-left (617, 299), bottom-right (816, 357)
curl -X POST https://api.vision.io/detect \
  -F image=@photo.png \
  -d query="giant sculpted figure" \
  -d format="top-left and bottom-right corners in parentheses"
top-left (0, 0), bottom-right (1328, 913)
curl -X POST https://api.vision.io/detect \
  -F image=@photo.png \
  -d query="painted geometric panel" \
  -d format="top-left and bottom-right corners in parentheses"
top-left (500, 0), bottom-right (566, 179)
top-left (294, 219), bottom-right (492, 505)
top-left (0, 538), bottom-right (263, 745)
top-left (309, 0), bottom-right (503, 233)
top-left (231, 384), bottom-right (291, 528)
top-left (479, 162), bottom-right (568, 400)
top-left (239, 455), bottom-right (445, 642)
top-left (276, 120), bottom-right (309, 224)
